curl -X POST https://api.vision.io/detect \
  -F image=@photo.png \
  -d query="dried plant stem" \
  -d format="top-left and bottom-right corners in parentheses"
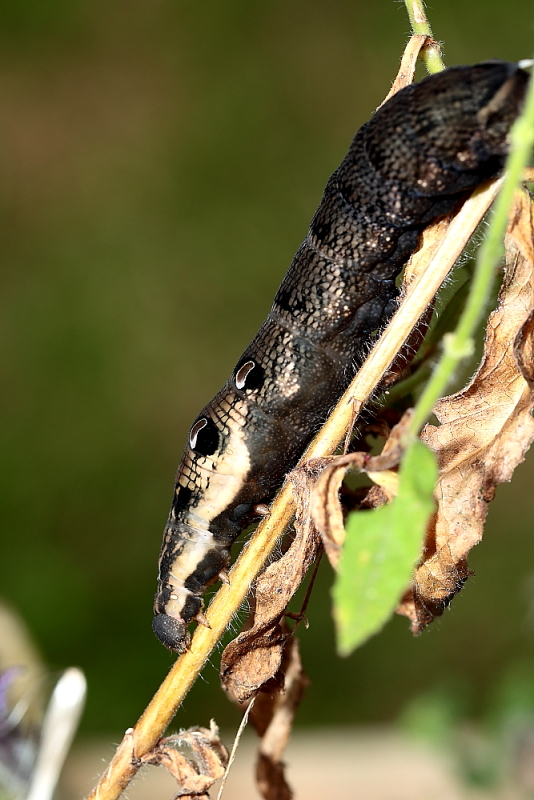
top-left (403, 0), bottom-right (445, 73)
top-left (86, 177), bottom-right (502, 800)
top-left (381, 34), bottom-right (436, 106)
top-left (215, 697), bottom-right (255, 800)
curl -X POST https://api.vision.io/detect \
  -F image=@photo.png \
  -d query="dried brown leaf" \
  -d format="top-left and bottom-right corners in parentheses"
top-left (139, 723), bottom-right (228, 799)
top-left (254, 637), bottom-right (309, 800)
top-left (310, 453), bottom-right (365, 569)
top-left (310, 412), bottom-right (413, 568)
top-left (256, 756), bottom-right (292, 800)
top-left (220, 465), bottom-right (321, 704)
top-left (220, 626), bottom-right (290, 707)
top-left (400, 190), bottom-right (534, 632)
top-left (359, 482), bottom-right (391, 511)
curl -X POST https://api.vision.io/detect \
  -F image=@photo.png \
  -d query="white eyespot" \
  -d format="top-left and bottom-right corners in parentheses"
top-left (235, 360), bottom-right (255, 389)
top-left (189, 418), bottom-right (207, 449)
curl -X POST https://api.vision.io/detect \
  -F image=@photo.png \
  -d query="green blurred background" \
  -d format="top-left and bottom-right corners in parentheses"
top-left (1, 0), bottom-right (534, 740)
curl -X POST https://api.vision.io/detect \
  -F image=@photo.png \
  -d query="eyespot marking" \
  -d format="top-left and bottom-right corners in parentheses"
top-left (189, 418), bottom-right (207, 449)
top-left (235, 360), bottom-right (255, 389)
top-left (234, 359), bottom-right (265, 391)
top-left (189, 417), bottom-right (219, 456)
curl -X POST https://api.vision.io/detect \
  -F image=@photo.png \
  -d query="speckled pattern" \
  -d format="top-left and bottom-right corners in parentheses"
top-left (153, 61), bottom-right (529, 652)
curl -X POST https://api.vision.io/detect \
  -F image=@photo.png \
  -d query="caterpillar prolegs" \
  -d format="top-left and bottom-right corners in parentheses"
top-left (153, 61), bottom-right (529, 652)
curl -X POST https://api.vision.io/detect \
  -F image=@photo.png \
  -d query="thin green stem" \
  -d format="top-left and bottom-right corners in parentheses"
top-left (407, 62), bottom-right (534, 439)
top-left (403, 0), bottom-right (445, 73)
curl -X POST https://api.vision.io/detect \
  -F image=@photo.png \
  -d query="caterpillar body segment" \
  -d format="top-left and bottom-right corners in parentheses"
top-left (153, 61), bottom-right (529, 652)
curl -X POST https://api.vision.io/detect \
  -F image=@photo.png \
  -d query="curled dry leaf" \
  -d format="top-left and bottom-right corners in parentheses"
top-left (220, 464), bottom-right (321, 705)
top-left (139, 722), bottom-right (228, 800)
top-left (254, 637), bottom-right (309, 800)
top-left (399, 189), bottom-right (534, 632)
top-left (310, 412), bottom-right (413, 569)
top-left (310, 452), bottom-right (366, 569)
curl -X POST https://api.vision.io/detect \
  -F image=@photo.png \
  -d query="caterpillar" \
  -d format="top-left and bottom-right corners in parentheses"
top-left (153, 60), bottom-right (528, 652)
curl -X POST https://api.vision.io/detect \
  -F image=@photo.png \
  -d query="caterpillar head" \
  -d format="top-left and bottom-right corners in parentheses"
top-left (152, 612), bottom-right (190, 654)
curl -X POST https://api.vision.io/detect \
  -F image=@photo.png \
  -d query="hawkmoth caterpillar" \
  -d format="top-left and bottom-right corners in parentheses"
top-left (153, 61), bottom-right (528, 652)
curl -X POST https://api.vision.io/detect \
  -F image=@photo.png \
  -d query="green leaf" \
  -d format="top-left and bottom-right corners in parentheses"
top-left (332, 439), bottom-right (437, 656)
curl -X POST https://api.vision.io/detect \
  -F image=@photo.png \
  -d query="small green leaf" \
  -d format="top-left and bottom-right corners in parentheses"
top-left (333, 439), bottom-right (437, 656)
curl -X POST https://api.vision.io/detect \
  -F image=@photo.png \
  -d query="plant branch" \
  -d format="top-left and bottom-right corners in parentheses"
top-left (403, 0), bottom-right (445, 73)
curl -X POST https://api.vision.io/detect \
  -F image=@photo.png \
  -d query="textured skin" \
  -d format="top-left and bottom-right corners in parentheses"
top-left (153, 61), bottom-right (529, 652)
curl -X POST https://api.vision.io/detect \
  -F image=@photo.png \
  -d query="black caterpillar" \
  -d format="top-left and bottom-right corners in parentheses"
top-left (153, 61), bottom-right (528, 652)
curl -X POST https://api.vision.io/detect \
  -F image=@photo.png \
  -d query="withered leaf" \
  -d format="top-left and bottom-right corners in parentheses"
top-left (254, 637), bottom-right (309, 800)
top-left (333, 439), bottom-right (436, 655)
top-left (220, 464), bottom-right (321, 704)
top-left (400, 189), bottom-right (534, 632)
top-left (256, 756), bottom-right (292, 800)
top-left (139, 722), bottom-right (228, 800)
top-left (310, 452), bottom-right (366, 569)
top-left (310, 412), bottom-right (413, 569)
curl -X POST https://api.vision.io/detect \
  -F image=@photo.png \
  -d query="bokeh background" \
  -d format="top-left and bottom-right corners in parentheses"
top-left (1, 0), bottom-right (534, 752)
